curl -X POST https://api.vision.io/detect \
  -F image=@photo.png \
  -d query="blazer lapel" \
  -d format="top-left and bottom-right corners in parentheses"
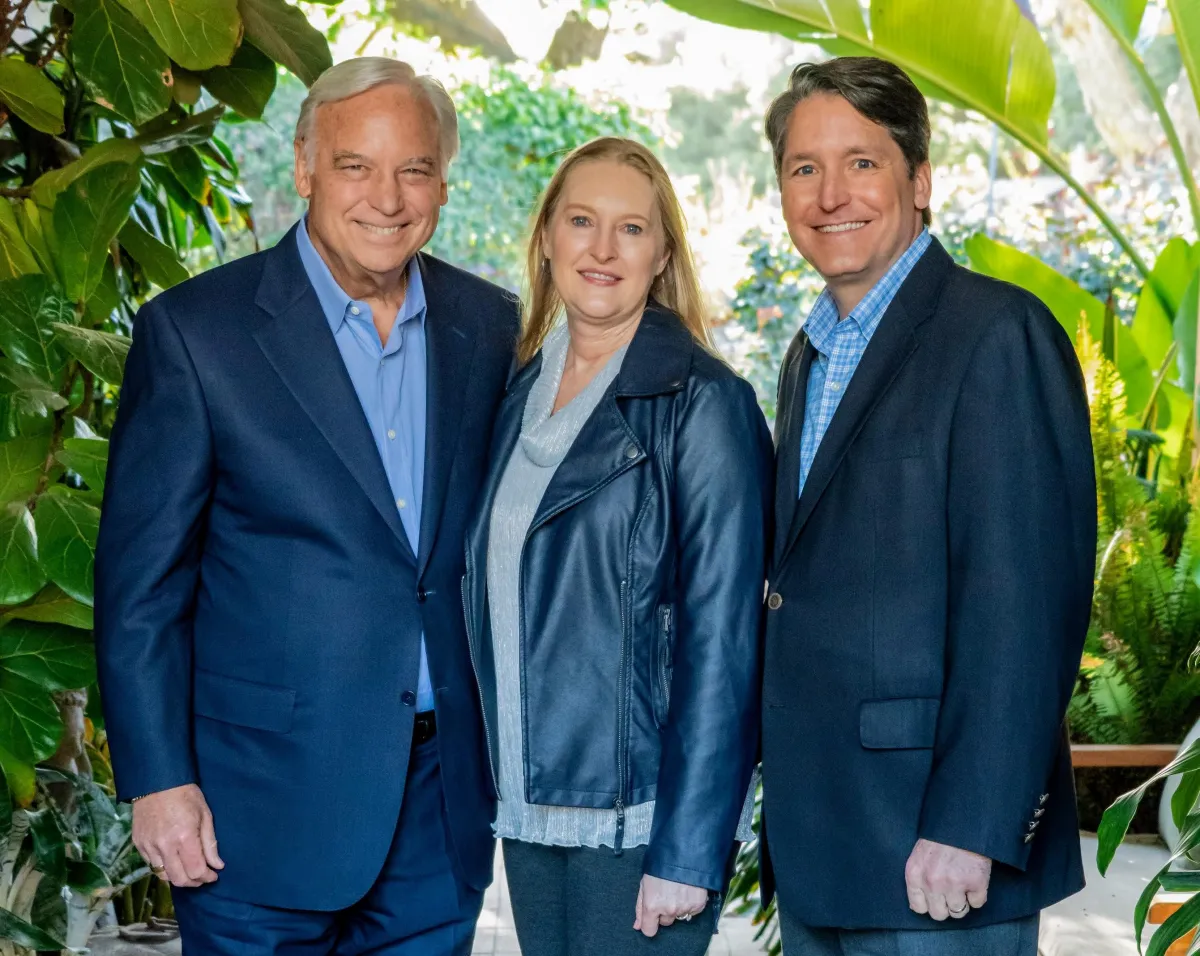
top-left (415, 254), bottom-right (478, 577)
top-left (773, 337), bottom-right (813, 569)
top-left (776, 239), bottom-right (955, 571)
top-left (251, 225), bottom-right (415, 563)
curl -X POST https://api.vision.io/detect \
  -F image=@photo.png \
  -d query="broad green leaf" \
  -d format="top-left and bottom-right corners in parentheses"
top-left (0, 672), bottom-right (62, 766)
top-left (56, 438), bottom-right (108, 493)
top-left (1168, 0), bottom-right (1200, 120)
top-left (72, 0), bottom-right (173, 126)
top-left (0, 506), bottom-right (45, 606)
top-left (664, 0), bottom-right (1056, 146)
top-left (28, 806), bottom-right (67, 883)
top-left (84, 258), bottom-right (121, 327)
top-left (1173, 270), bottom-right (1200, 398)
top-left (0, 903), bottom-right (68, 950)
top-left (0, 58), bottom-right (64, 134)
top-left (118, 219), bottom-right (189, 289)
top-left (1085, 0), bottom-right (1148, 42)
top-left (30, 138), bottom-right (143, 213)
top-left (1174, 770), bottom-right (1200, 831)
top-left (0, 620), bottom-right (95, 692)
top-left (1135, 240), bottom-right (1199, 381)
top-left (67, 859), bottom-right (111, 893)
top-left (33, 488), bottom-right (99, 606)
top-left (0, 275), bottom-right (73, 385)
top-left (158, 146), bottom-right (208, 202)
top-left (51, 324), bottom-right (129, 386)
top-left (53, 162), bottom-right (142, 302)
top-left (0, 359), bottom-right (67, 439)
top-left (133, 103), bottom-right (224, 155)
top-left (0, 438), bottom-right (48, 504)
top-left (16, 199), bottom-right (58, 283)
top-left (1098, 737), bottom-right (1200, 873)
top-left (3, 585), bottom-right (93, 630)
top-left (239, 0), bottom-right (332, 87)
top-left (965, 232), bottom-right (1154, 412)
top-left (115, 0), bottom-right (241, 71)
top-left (202, 41), bottom-right (277, 119)
top-left (0, 201), bottom-right (38, 281)
top-left (0, 744), bottom-right (34, 805)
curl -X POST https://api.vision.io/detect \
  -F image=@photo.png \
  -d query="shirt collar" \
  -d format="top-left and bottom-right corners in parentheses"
top-left (804, 228), bottom-right (932, 356)
top-left (295, 216), bottom-right (426, 334)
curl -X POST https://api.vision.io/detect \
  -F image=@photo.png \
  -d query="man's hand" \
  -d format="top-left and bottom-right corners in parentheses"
top-left (633, 875), bottom-right (707, 938)
top-left (904, 838), bottom-right (991, 921)
top-left (132, 784), bottom-right (224, 888)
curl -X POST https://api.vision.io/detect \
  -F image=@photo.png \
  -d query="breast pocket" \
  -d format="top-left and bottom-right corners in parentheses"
top-left (864, 431), bottom-right (926, 462)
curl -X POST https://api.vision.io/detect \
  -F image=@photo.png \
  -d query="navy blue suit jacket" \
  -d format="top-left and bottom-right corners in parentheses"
top-left (95, 225), bottom-right (519, 911)
top-left (760, 239), bottom-right (1095, 929)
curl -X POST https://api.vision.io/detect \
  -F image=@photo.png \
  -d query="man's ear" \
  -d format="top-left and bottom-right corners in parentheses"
top-left (294, 139), bottom-right (312, 200)
top-left (913, 160), bottom-right (932, 220)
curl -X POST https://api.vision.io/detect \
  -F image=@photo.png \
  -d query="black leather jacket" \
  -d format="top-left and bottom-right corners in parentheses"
top-left (463, 305), bottom-right (772, 891)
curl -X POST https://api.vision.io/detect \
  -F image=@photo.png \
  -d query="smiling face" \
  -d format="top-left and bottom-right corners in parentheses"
top-left (542, 158), bottom-right (670, 331)
top-left (779, 92), bottom-right (930, 314)
top-left (294, 82), bottom-right (447, 295)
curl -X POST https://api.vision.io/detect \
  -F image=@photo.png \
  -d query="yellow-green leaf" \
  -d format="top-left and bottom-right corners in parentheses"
top-left (2, 585), bottom-right (93, 630)
top-left (118, 219), bottom-right (189, 289)
top-left (0, 59), bottom-right (64, 134)
top-left (202, 41), bottom-right (277, 119)
top-left (0, 438), bottom-right (49, 505)
top-left (52, 162), bottom-right (142, 302)
top-left (0, 201), bottom-right (39, 281)
top-left (51, 324), bottom-right (130, 386)
top-left (1086, 0), bottom-right (1148, 41)
top-left (114, 0), bottom-right (241, 71)
top-left (33, 488), bottom-right (99, 607)
top-left (55, 438), bottom-right (108, 494)
top-left (31, 138), bottom-right (143, 212)
top-left (1168, 0), bottom-right (1200, 122)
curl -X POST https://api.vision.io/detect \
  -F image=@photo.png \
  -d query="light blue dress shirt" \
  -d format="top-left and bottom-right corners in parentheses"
top-left (296, 218), bottom-right (435, 713)
top-left (798, 229), bottom-right (932, 495)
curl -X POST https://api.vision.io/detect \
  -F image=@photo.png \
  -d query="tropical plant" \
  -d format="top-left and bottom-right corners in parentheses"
top-left (0, 0), bottom-right (334, 949)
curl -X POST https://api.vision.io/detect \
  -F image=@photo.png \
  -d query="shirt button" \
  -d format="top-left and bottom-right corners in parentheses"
top-left (396, 498), bottom-right (406, 509)
top-left (829, 382), bottom-right (841, 391)
top-left (350, 306), bottom-right (361, 316)
top-left (388, 429), bottom-right (396, 440)
top-left (401, 691), bottom-right (416, 706)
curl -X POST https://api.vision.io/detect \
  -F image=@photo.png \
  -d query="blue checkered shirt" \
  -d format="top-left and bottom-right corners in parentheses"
top-left (798, 230), bottom-right (932, 495)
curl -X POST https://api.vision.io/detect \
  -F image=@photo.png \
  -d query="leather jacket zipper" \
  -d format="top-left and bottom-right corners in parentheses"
top-left (613, 576), bottom-right (630, 855)
top-left (462, 560), bottom-right (500, 796)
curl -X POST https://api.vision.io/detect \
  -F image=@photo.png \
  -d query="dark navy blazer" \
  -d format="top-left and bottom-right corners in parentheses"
top-left (95, 224), bottom-right (519, 911)
top-left (760, 239), bottom-right (1096, 929)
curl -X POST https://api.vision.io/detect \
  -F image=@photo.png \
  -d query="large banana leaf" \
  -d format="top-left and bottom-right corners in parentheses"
top-left (663, 0), bottom-right (1055, 146)
top-left (1168, 0), bottom-right (1200, 118)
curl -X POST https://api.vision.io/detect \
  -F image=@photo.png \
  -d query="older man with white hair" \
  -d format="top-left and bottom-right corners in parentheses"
top-left (95, 57), bottom-right (520, 954)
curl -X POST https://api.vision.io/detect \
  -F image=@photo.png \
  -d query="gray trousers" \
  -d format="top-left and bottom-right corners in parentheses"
top-left (780, 907), bottom-right (1040, 956)
top-left (502, 840), bottom-right (713, 956)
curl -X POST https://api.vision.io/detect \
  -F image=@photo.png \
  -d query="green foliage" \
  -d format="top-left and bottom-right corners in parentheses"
top-left (430, 67), bottom-right (655, 290)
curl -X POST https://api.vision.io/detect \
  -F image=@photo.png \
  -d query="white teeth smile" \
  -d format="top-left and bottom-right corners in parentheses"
top-left (581, 271), bottom-right (618, 282)
top-left (817, 221), bottom-right (867, 233)
top-left (358, 223), bottom-right (403, 236)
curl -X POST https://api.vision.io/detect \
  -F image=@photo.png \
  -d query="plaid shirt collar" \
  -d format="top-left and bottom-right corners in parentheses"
top-left (804, 228), bottom-right (932, 358)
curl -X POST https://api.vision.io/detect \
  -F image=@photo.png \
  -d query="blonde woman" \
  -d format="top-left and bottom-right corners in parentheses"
top-left (462, 137), bottom-right (771, 955)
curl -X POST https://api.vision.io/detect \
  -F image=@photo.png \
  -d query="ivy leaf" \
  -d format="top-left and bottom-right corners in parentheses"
top-left (72, 0), bottom-right (173, 126)
top-left (0, 275), bottom-right (73, 386)
top-left (0, 438), bottom-right (49, 504)
top-left (53, 161), bottom-right (142, 302)
top-left (51, 324), bottom-right (130, 386)
top-left (0, 58), bottom-right (65, 134)
top-left (2, 585), bottom-right (93, 631)
top-left (114, 0), bottom-right (241, 71)
top-left (202, 41), bottom-right (277, 119)
top-left (55, 438), bottom-right (108, 494)
top-left (33, 487), bottom-right (99, 606)
top-left (238, 0), bottom-right (332, 87)
top-left (0, 359), bottom-right (67, 440)
top-left (0, 505), bottom-right (46, 606)
top-left (118, 220), bottom-right (189, 289)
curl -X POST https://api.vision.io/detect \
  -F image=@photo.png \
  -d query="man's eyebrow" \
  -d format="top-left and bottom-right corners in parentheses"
top-left (331, 151), bottom-right (371, 163)
top-left (783, 145), bottom-right (879, 165)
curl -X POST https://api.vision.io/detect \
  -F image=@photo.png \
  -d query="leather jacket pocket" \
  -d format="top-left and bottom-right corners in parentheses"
top-left (652, 604), bottom-right (674, 728)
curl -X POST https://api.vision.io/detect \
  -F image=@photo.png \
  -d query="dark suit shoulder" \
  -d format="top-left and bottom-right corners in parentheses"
top-left (421, 253), bottom-right (519, 313)
top-left (145, 247), bottom-right (270, 331)
top-left (934, 261), bottom-right (1070, 358)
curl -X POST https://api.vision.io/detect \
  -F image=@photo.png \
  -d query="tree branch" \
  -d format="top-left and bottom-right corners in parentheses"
top-left (0, 0), bottom-right (36, 52)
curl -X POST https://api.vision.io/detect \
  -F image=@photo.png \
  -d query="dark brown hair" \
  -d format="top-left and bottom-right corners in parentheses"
top-left (764, 57), bottom-right (932, 226)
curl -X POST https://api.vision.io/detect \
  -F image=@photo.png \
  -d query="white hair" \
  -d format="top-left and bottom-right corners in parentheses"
top-left (295, 57), bottom-right (460, 175)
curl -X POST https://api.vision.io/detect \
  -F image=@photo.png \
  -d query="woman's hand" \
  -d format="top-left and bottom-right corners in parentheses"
top-left (633, 874), bottom-right (707, 937)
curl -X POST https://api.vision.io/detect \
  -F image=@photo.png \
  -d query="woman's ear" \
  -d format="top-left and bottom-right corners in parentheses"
top-left (655, 246), bottom-right (671, 278)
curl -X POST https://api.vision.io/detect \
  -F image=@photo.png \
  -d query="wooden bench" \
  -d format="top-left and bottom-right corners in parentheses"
top-left (1070, 743), bottom-right (1179, 768)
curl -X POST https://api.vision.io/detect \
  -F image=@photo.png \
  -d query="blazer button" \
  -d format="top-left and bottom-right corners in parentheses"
top-left (767, 592), bottom-right (783, 610)
top-left (401, 691), bottom-right (416, 706)
top-left (416, 586), bottom-right (427, 603)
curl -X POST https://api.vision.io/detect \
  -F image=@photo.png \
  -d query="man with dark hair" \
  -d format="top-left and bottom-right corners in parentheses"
top-left (758, 56), bottom-right (1094, 954)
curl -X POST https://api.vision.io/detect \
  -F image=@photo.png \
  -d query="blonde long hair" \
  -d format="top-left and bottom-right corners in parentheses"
top-left (517, 137), bottom-right (711, 366)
